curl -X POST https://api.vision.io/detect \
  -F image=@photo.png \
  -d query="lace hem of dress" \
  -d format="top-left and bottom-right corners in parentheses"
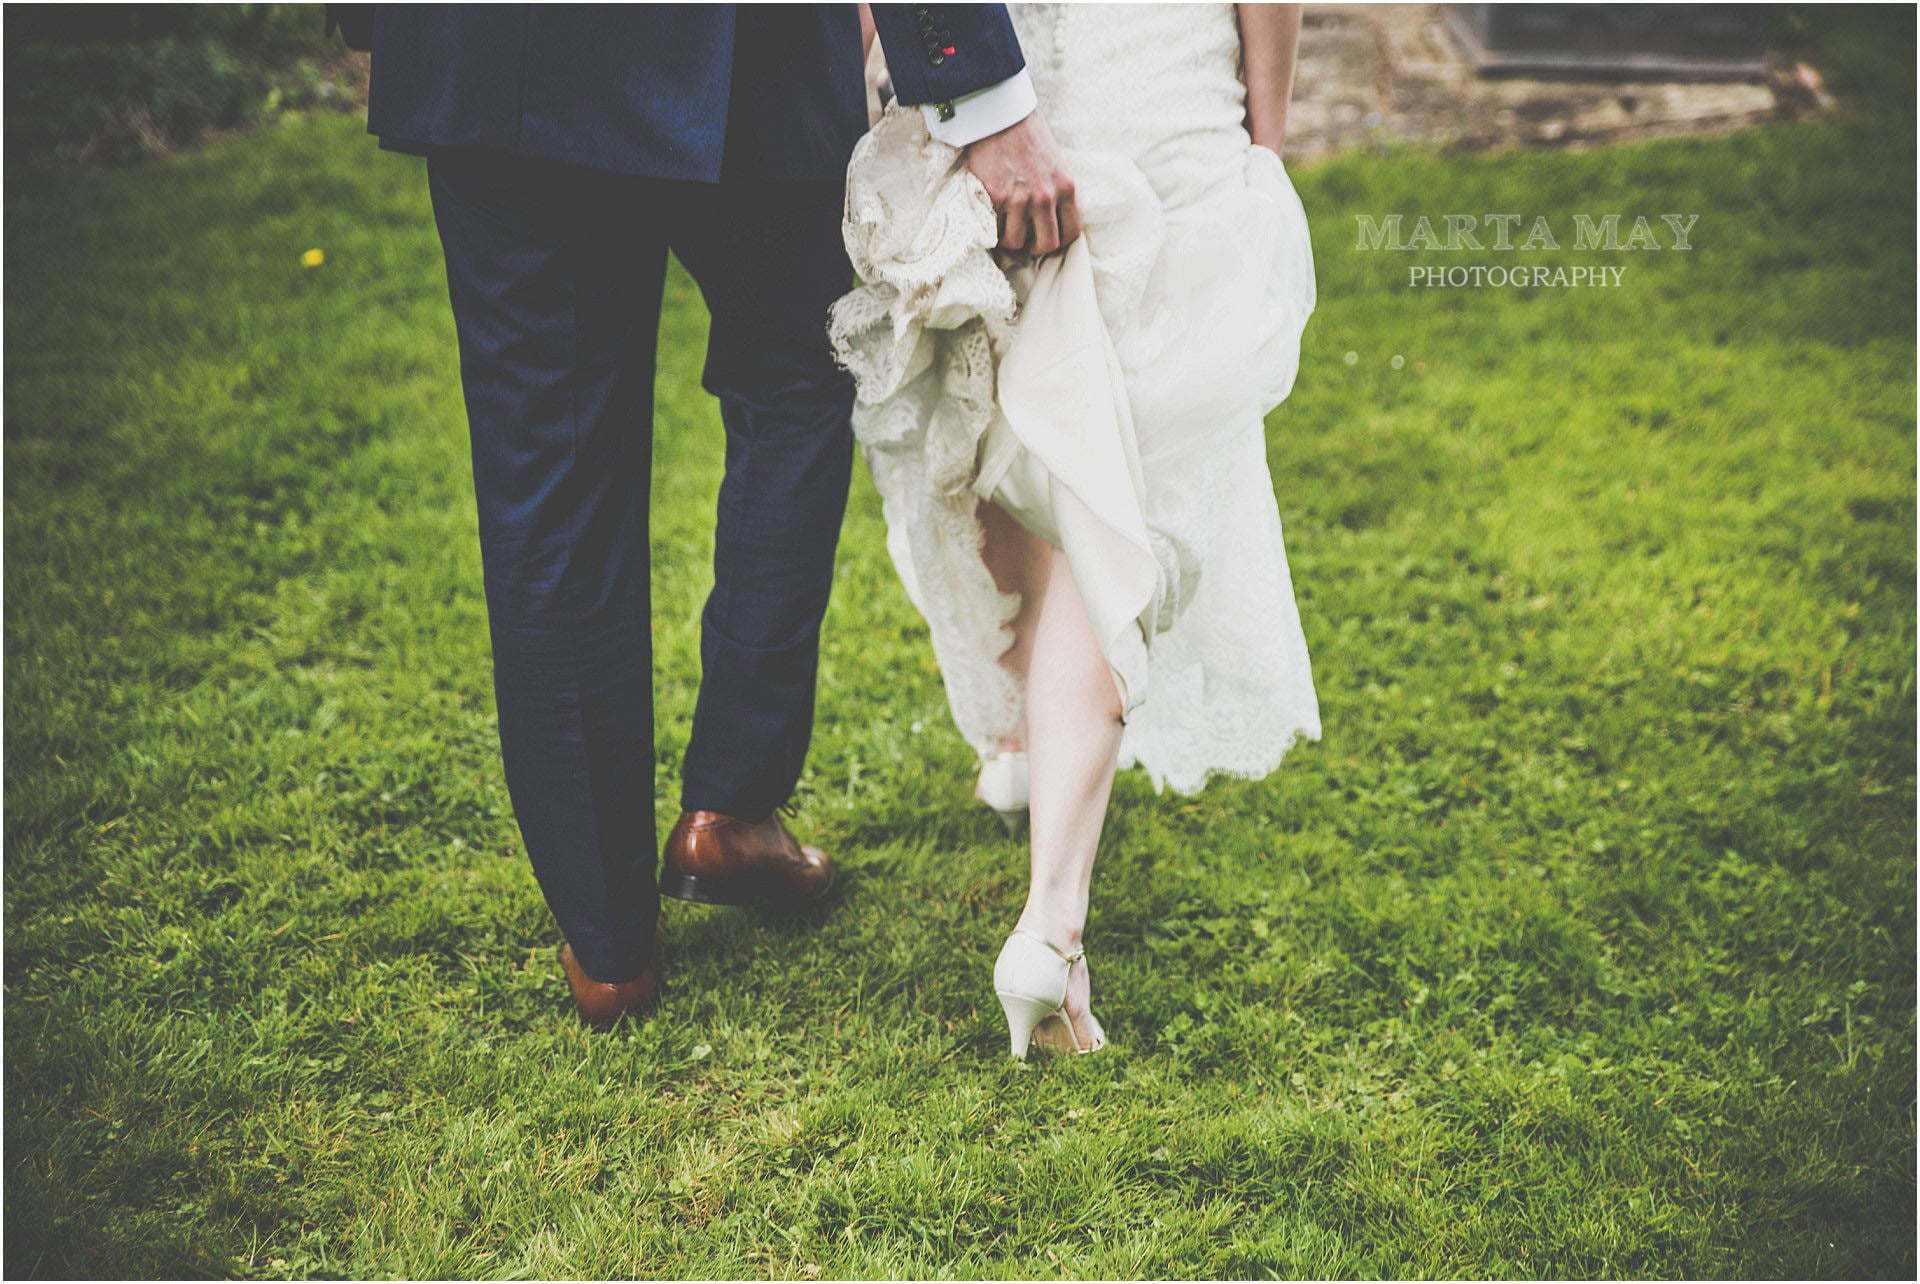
top-left (829, 107), bottom-right (1027, 750)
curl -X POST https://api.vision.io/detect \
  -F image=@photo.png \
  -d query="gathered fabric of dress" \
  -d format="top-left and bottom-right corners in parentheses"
top-left (829, 2), bottom-right (1320, 794)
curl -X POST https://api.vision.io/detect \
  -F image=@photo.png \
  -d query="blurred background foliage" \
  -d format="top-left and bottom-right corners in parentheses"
top-left (2, 3), bottom-right (1910, 170)
top-left (4, 3), bottom-right (359, 166)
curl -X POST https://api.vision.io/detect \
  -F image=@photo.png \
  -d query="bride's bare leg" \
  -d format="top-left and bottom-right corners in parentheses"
top-left (977, 498), bottom-right (1120, 1046)
top-left (976, 499), bottom-right (1050, 752)
top-left (996, 530), bottom-right (1124, 1049)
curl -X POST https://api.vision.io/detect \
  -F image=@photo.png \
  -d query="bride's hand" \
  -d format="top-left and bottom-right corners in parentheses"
top-left (965, 109), bottom-right (1082, 256)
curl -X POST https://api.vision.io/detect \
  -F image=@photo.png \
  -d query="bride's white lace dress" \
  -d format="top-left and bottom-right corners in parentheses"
top-left (830, 2), bottom-right (1319, 794)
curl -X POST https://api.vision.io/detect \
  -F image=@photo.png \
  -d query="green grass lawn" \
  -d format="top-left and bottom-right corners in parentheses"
top-left (6, 47), bottom-right (1914, 1280)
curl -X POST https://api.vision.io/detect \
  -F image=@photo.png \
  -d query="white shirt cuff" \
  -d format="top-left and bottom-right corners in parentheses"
top-left (921, 68), bottom-right (1038, 148)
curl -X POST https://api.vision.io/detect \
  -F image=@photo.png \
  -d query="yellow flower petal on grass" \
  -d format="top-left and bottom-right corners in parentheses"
top-left (301, 248), bottom-right (325, 268)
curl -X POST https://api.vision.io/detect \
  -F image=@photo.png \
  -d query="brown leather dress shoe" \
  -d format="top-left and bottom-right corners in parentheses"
top-left (558, 940), bottom-right (660, 1029)
top-left (660, 809), bottom-right (834, 907)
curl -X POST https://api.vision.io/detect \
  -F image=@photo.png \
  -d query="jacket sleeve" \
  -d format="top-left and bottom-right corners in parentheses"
top-left (869, 3), bottom-right (1024, 109)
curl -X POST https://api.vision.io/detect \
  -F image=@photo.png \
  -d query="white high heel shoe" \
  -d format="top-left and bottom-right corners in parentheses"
top-left (974, 751), bottom-right (1029, 835)
top-left (993, 929), bottom-right (1108, 1060)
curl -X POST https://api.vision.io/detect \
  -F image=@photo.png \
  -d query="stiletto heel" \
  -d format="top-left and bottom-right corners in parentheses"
top-left (996, 989), bottom-right (1056, 1060)
top-left (992, 930), bottom-right (1106, 1060)
top-left (975, 751), bottom-right (1029, 835)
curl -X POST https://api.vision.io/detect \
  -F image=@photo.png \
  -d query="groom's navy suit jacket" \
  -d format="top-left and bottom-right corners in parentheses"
top-left (346, 3), bottom-right (1025, 181)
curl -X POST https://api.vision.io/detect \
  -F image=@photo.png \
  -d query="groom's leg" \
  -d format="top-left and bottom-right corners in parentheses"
top-left (427, 149), bottom-right (668, 985)
top-left (668, 181), bottom-right (856, 818)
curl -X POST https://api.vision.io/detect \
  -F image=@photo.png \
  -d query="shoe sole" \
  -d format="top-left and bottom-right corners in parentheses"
top-left (660, 869), bottom-right (835, 908)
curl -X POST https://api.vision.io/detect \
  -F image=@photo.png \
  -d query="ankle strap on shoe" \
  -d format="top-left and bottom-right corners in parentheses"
top-left (1012, 928), bottom-right (1084, 965)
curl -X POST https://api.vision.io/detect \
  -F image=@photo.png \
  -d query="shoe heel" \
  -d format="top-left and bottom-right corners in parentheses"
top-left (975, 753), bottom-right (1030, 836)
top-left (996, 989), bottom-right (1058, 1061)
top-left (989, 806), bottom-right (1027, 837)
top-left (661, 872), bottom-right (747, 906)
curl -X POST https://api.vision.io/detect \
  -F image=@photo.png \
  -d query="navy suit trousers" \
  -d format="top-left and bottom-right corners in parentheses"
top-left (426, 149), bottom-right (855, 983)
